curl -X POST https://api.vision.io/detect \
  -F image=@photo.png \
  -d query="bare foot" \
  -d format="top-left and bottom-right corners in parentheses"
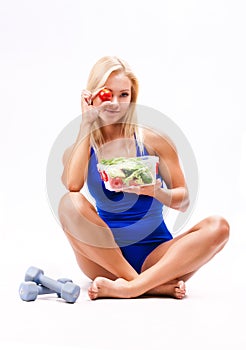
top-left (88, 277), bottom-right (131, 300)
top-left (88, 277), bottom-right (186, 300)
top-left (147, 280), bottom-right (186, 299)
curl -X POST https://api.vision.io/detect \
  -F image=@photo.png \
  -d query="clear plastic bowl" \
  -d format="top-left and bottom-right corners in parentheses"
top-left (97, 156), bottom-right (159, 191)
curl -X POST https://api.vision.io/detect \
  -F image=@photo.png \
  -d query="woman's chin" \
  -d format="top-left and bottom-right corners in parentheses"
top-left (99, 114), bottom-right (126, 126)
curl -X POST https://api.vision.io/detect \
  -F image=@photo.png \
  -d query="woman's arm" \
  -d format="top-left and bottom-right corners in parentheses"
top-left (124, 130), bottom-right (190, 212)
top-left (61, 124), bottom-right (91, 191)
top-left (61, 90), bottom-right (99, 192)
top-left (153, 132), bottom-right (190, 212)
top-left (153, 181), bottom-right (189, 212)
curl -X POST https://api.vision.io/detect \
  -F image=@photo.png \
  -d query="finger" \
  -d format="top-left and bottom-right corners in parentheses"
top-left (81, 89), bottom-right (92, 100)
top-left (81, 90), bottom-right (93, 109)
top-left (81, 89), bottom-right (91, 95)
top-left (155, 179), bottom-right (162, 188)
top-left (120, 187), bottom-right (133, 193)
top-left (123, 186), bottom-right (140, 195)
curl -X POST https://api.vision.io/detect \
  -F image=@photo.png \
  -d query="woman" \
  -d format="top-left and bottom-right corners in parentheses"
top-left (58, 56), bottom-right (229, 300)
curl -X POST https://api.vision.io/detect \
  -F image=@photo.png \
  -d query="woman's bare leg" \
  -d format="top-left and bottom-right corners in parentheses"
top-left (59, 191), bottom-right (186, 297)
top-left (73, 248), bottom-right (118, 281)
top-left (64, 229), bottom-right (187, 297)
top-left (58, 192), bottom-right (138, 281)
top-left (88, 215), bottom-right (229, 299)
top-left (141, 237), bottom-right (197, 298)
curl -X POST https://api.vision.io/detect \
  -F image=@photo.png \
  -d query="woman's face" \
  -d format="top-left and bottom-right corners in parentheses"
top-left (93, 71), bottom-right (132, 125)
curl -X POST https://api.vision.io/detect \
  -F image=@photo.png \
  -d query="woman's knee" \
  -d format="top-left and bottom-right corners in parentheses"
top-left (206, 215), bottom-right (230, 246)
top-left (58, 192), bottom-right (91, 224)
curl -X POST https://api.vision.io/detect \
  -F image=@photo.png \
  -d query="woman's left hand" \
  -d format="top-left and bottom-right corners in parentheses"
top-left (119, 178), bottom-right (162, 197)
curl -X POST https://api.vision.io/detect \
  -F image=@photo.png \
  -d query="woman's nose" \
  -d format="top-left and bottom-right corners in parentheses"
top-left (111, 95), bottom-right (119, 104)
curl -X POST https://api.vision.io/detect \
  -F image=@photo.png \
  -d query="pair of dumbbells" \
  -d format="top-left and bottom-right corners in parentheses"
top-left (19, 266), bottom-right (80, 303)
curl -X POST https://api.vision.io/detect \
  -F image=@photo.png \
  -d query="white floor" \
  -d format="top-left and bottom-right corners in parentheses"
top-left (1, 212), bottom-right (245, 350)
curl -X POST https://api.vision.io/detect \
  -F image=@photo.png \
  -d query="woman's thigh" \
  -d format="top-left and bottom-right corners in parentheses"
top-left (59, 193), bottom-right (139, 280)
top-left (58, 192), bottom-right (118, 248)
top-left (140, 215), bottom-right (228, 272)
top-left (74, 250), bottom-right (117, 281)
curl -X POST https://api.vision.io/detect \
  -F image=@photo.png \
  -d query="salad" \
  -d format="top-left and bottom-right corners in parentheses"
top-left (97, 156), bottom-right (159, 190)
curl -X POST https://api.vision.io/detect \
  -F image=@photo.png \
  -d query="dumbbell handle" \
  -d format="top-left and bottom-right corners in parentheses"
top-left (37, 275), bottom-right (64, 293)
top-left (36, 284), bottom-right (54, 295)
top-left (30, 278), bottom-right (72, 296)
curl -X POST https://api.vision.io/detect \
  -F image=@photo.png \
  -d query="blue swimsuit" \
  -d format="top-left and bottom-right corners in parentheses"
top-left (87, 141), bottom-right (173, 273)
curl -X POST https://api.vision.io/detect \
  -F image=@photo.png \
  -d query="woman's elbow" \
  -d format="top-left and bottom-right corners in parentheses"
top-left (61, 174), bottom-right (83, 192)
top-left (66, 181), bottom-right (83, 192)
top-left (65, 183), bottom-right (83, 192)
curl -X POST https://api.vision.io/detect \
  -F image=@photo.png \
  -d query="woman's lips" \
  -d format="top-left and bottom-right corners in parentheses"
top-left (104, 109), bottom-right (120, 114)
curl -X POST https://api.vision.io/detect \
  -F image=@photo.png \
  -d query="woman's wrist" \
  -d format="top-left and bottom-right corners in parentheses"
top-left (153, 186), bottom-right (172, 208)
top-left (78, 120), bottom-right (93, 139)
top-left (154, 186), bottom-right (189, 211)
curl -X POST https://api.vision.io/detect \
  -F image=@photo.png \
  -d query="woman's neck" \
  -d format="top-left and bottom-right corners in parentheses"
top-left (100, 123), bottom-right (123, 142)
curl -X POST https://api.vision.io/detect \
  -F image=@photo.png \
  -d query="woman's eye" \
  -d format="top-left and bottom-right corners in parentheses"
top-left (120, 92), bottom-right (129, 97)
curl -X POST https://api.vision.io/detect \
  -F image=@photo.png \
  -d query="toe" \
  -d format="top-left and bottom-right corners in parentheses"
top-left (174, 281), bottom-right (186, 299)
top-left (88, 282), bottom-right (99, 300)
top-left (88, 290), bottom-right (97, 300)
top-left (178, 280), bottom-right (186, 292)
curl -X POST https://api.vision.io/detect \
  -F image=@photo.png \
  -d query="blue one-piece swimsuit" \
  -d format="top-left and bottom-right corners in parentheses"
top-left (87, 141), bottom-right (173, 273)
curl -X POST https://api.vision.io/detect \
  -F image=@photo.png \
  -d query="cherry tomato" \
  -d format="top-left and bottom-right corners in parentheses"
top-left (98, 88), bottom-right (112, 102)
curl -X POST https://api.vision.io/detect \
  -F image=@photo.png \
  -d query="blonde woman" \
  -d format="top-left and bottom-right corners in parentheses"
top-left (58, 56), bottom-right (229, 300)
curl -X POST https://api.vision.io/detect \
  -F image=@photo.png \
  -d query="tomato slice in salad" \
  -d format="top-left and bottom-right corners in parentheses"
top-left (109, 177), bottom-right (123, 189)
top-left (99, 170), bottom-right (108, 182)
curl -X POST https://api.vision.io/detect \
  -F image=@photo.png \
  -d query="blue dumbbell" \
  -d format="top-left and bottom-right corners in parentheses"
top-left (19, 278), bottom-right (73, 302)
top-left (24, 266), bottom-right (80, 303)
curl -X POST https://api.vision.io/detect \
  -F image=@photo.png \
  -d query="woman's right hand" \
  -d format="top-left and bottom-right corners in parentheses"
top-left (81, 89), bottom-right (100, 125)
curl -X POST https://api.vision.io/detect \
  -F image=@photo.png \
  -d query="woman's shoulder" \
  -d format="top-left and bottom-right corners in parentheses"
top-left (141, 127), bottom-right (177, 155)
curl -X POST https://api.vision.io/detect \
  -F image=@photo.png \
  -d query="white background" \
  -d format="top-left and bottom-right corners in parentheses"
top-left (0, 0), bottom-right (246, 349)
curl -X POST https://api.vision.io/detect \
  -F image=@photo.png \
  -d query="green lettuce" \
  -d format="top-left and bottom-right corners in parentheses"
top-left (100, 157), bottom-right (154, 186)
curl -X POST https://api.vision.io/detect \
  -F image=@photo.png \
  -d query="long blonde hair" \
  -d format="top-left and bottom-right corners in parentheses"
top-left (86, 56), bottom-right (143, 153)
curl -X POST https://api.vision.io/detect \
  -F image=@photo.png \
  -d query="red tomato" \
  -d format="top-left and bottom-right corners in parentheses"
top-left (109, 177), bottom-right (123, 189)
top-left (99, 171), bottom-right (108, 182)
top-left (156, 162), bottom-right (159, 174)
top-left (98, 88), bottom-right (112, 102)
